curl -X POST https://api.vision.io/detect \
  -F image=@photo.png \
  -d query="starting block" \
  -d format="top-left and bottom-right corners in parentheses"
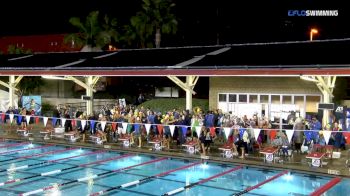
top-left (64, 133), bottom-right (78, 142)
top-left (201, 155), bottom-right (210, 160)
top-left (123, 140), bottom-right (130, 147)
top-left (149, 139), bottom-right (163, 151)
top-left (40, 131), bottom-right (50, 140)
top-left (118, 137), bottom-right (131, 147)
top-left (224, 150), bottom-right (233, 158)
top-left (90, 136), bottom-right (103, 145)
top-left (17, 129), bottom-right (30, 137)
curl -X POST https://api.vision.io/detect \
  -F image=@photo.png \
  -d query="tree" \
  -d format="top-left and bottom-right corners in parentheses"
top-left (64, 11), bottom-right (119, 52)
top-left (16, 77), bottom-right (45, 107)
top-left (119, 25), bottom-right (138, 48)
top-left (7, 45), bottom-right (32, 54)
top-left (129, 0), bottom-right (178, 48)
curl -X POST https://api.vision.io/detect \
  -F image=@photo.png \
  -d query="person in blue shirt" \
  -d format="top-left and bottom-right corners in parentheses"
top-left (204, 111), bottom-right (214, 128)
top-left (310, 116), bottom-right (321, 143)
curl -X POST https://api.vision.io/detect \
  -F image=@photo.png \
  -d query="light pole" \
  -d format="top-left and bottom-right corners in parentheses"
top-left (310, 28), bottom-right (318, 41)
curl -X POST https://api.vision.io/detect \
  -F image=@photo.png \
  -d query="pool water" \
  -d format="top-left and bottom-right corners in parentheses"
top-left (0, 140), bottom-right (349, 196)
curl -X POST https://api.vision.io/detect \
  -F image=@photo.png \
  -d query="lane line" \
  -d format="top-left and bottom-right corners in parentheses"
top-left (89, 161), bottom-right (202, 196)
top-left (0, 142), bottom-right (29, 149)
top-left (233, 170), bottom-right (288, 196)
top-left (0, 144), bottom-right (54, 156)
top-left (162, 165), bottom-right (244, 196)
top-left (0, 147), bottom-right (78, 164)
top-left (0, 152), bottom-right (131, 186)
top-left (0, 147), bottom-right (89, 173)
top-left (19, 157), bottom-right (168, 196)
top-left (310, 177), bottom-right (342, 196)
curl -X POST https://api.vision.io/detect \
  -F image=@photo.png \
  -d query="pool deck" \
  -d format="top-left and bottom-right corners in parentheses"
top-left (1, 130), bottom-right (350, 178)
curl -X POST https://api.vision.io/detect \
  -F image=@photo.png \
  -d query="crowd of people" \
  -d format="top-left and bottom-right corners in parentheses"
top-left (2, 102), bottom-right (349, 159)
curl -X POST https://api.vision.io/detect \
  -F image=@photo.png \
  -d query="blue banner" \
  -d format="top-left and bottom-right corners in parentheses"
top-left (18, 115), bottom-right (22, 124)
top-left (134, 124), bottom-right (140, 133)
top-left (182, 126), bottom-right (187, 138)
top-left (91, 120), bottom-right (96, 131)
top-left (239, 128), bottom-right (245, 139)
top-left (52, 117), bottom-right (57, 126)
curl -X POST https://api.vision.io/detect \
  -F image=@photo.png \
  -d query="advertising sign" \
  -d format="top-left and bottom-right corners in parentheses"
top-left (22, 96), bottom-right (42, 115)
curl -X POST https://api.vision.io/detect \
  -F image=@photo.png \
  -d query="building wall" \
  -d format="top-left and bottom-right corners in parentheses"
top-left (33, 80), bottom-right (75, 98)
top-left (42, 98), bottom-right (115, 108)
top-left (0, 34), bottom-right (81, 54)
top-left (209, 77), bottom-right (321, 110)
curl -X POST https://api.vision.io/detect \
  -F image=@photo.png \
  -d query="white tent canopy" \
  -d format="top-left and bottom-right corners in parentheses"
top-left (0, 89), bottom-right (18, 112)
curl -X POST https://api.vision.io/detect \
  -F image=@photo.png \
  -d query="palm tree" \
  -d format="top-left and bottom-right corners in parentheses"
top-left (130, 0), bottom-right (178, 48)
top-left (64, 11), bottom-right (119, 52)
top-left (119, 25), bottom-right (138, 48)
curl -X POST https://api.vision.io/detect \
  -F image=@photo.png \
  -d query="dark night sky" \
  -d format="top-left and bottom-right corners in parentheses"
top-left (1, 0), bottom-right (348, 46)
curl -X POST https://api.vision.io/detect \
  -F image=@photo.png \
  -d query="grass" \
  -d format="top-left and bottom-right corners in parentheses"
top-left (138, 98), bottom-right (209, 113)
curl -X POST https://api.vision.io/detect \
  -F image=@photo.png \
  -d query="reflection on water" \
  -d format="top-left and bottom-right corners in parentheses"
top-left (45, 183), bottom-right (61, 196)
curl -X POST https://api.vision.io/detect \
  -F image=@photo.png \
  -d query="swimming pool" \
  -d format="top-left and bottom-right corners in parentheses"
top-left (0, 140), bottom-right (349, 196)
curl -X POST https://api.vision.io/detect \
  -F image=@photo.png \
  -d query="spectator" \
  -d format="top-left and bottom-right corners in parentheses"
top-left (137, 93), bottom-right (145, 105)
top-left (64, 110), bottom-right (72, 132)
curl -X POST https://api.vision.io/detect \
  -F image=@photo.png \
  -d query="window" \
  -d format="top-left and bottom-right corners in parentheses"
top-left (271, 95), bottom-right (280, 104)
top-left (219, 94), bottom-right (227, 102)
top-left (306, 96), bottom-right (321, 113)
top-left (282, 96), bottom-right (292, 104)
top-left (249, 95), bottom-right (258, 103)
top-left (238, 94), bottom-right (247, 103)
top-left (260, 95), bottom-right (269, 103)
top-left (229, 94), bottom-right (237, 102)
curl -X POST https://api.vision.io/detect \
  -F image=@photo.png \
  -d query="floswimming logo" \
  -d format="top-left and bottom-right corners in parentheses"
top-left (288, 10), bottom-right (338, 16)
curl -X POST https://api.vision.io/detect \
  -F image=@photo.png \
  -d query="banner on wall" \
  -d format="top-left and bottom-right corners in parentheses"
top-left (22, 96), bottom-right (42, 115)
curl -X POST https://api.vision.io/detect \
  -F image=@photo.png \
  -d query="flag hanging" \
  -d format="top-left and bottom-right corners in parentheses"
top-left (182, 126), bottom-right (188, 138)
top-left (81, 120), bottom-right (86, 130)
top-left (26, 116), bottom-right (31, 125)
top-left (286, 129), bottom-right (294, 143)
top-left (145, 124), bottom-right (151, 135)
top-left (52, 117), bottom-right (57, 127)
top-left (111, 122), bottom-right (117, 131)
top-left (323, 131), bottom-right (332, 145)
top-left (195, 126), bottom-right (202, 137)
top-left (253, 129), bottom-right (261, 141)
top-left (101, 121), bottom-right (106, 131)
top-left (169, 125), bottom-right (175, 137)
top-left (122, 122), bottom-right (128, 133)
top-left (43, 117), bottom-right (48, 127)
top-left (224, 127), bottom-right (231, 139)
top-left (61, 118), bottom-right (66, 127)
